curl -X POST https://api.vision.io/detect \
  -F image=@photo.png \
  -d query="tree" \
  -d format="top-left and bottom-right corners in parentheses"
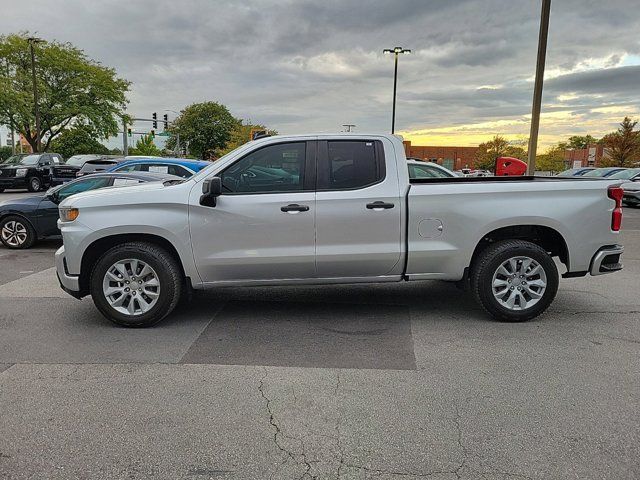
top-left (536, 144), bottom-right (566, 173)
top-left (474, 135), bottom-right (527, 170)
top-left (49, 123), bottom-right (110, 159)
top-left (129, 134), bottom-right (161, 156)
top-left (0, 146), bottom-right (12, 161)
top-left (166, 102), bottom-right (238, 159)
top-left (600, 117), bottom-right (640, 167)
top-left (567, 135), bottom-right (597, 150)
top-left (217, 121), bottom-right (278, 156)
top-left (0, 33), bottom-right (129, 153)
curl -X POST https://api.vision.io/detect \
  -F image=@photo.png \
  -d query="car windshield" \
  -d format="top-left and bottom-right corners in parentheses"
top-left (583, 169), bottom-right (618, 177)
top-left (65, 155), bottom-right (98, 166)
top-left (609, 168), bottom-right (640, 180)
top-left (3, 154), bottom-right (40, 165)
top-left (557, 169), bottom-right (578, 176)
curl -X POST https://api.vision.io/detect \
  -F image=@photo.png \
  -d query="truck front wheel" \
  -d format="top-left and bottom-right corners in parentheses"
top-left (90, 242), bottom-right (182, 327)
top-left (471, 240), bottom-right (558, 322)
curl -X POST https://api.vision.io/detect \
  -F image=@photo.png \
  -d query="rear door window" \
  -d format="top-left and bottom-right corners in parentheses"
top-left (317, 140), bottom-right (385, 190)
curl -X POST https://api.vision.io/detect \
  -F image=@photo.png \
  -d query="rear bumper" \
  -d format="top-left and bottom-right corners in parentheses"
top-left (589, 245), bottom-right (624, 276)
top-left (50, 177), bottom-right (75, 186)
top-left (55, 246), bottom-right (82, 298)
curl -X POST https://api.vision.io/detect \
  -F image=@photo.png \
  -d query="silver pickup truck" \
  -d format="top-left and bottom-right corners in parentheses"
top-left (55, 134), bottom-right (624, 327)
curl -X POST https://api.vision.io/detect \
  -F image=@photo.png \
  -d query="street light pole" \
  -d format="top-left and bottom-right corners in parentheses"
top-left (383, 47), bottom-right (411, 134)
top-left (27, 37), bottom-right (43, 153)
top-left (527, 0), bottom-right (552, 175)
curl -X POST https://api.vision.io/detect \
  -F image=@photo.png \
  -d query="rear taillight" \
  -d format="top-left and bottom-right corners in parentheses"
top-left (608, 186), bottom-right (623, 231)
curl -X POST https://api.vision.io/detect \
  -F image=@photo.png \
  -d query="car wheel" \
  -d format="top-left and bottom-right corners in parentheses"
top-left (0, 215), bottom-right (37, 249)
top-left (90, 242), bottom-right (182, 327)
top-left (27, 177), bottom-right (42, 192)
top-left (0, 188), bottom-right (5, 193)
top-left (471, 240), bottom-right (559, 322)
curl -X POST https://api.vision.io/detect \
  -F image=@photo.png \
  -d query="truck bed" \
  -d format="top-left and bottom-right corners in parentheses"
top-left (409, 175), bottom-right (608, 184)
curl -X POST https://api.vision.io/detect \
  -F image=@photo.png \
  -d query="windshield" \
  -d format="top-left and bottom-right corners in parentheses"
top-left (2, 154), bottom-right (38, 165)
top-left (583, 168), bottom-right (619, 177)
top-left (65, 155), bottom-right (98, 166)
top-left (609, 168), bottom-right (640, 180)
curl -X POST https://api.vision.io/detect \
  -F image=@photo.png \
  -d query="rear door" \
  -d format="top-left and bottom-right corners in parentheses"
top-left (315, 138), bottom-right (403, 278)
top-left (190, 140), bottom-right (316, 283)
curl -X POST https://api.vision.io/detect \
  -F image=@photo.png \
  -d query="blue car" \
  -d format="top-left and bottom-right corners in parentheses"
top-left (107, 157), bottom-right (210, 178)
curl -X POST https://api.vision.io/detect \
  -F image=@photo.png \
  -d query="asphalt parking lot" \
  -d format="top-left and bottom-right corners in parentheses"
top-left (0, 191), bottom-right (639, 479)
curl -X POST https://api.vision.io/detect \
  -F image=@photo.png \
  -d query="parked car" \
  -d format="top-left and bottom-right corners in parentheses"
top-left (0, 153), bottom-right (64, 192)
top-left (407, 159), bottom-right (455, 179)
top-left (607, 167), bottom-right (640, 182)
top-left (582, 167), bottom-right (627, 178)
top-left (55, 134), bottom-right (624, 327)
top-left (0, 172), bottom-right (180, 249)
top-left (556, 167), bottom-right (596, 177)
top-left (76, 157), bottom-right (126, 177)
top-left (622, 182), bottom-right (640, 207)
top-left (107, 157), bottom-right (210, 178)
top-left (51, 154), bottom-right (119, 180)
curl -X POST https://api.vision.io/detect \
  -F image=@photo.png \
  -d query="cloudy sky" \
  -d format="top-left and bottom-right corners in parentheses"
top-left (2, 0), bottom-right (639, 149)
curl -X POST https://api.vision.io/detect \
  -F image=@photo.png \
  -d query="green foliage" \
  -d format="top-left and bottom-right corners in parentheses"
top-left (0, 33), bottom-right (130, 153)
top-left (0, 146), bottom-right (13, 161)
top-left (474, 135), bottom-right (527, 170)
top-left (49, 123), bottom-right (109, 159)
top-left (218, 121), bottom-right (278, 156)
top-left (600, 117), bottom-right (640, 167)
top-left (536, 144), bottom-right (566, 173)
top-left (567, 135), bottom-right (597, 150)
top-left (166, 102), bottom-right (238, 159)
top-left (129, 134), bottom-right (161, 156)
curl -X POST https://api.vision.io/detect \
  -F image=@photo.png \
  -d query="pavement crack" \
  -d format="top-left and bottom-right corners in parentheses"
top-left (334, 371), bottom-right (346, 480)
top-left (258, 368), bottom-right (315, 480)
top-left (452, 405), bottom-right (467, 479)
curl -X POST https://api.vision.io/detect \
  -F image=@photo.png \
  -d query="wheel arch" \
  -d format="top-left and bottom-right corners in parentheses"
top-left (470, 224), bottom-right (569, 272)
top-left (78, 233), bottom-right (187, 297)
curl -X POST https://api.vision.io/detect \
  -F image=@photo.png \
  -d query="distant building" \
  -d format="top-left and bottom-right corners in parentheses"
top-left (563, 144), bottom-right (606, 168)
top-left (403, 141), bottom-right (479, 170)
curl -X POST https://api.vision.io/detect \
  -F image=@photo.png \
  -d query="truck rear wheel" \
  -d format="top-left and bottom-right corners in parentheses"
top-left (27, 177), bottom-right (42, 192)
top-left (90, 242), bottom-right (182, 327)
top-left (471, 240), bottom-right (558, 322)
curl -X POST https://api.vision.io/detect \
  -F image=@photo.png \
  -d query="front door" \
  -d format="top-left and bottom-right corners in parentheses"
top-left (190, 141), bottom-right (316, 283)
top-left (315, 139), bottom-right (403, 278)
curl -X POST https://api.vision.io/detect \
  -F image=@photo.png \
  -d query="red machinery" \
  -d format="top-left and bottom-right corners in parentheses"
top-left (495, 157), bottom-right (527, 176)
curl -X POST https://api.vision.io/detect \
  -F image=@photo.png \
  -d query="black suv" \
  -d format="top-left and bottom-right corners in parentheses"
top-left (0, 153), bottom-right (64, 192)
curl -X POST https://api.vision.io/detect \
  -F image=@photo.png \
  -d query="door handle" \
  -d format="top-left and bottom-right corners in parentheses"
top-left (366, 201), bottom-right (395, 210)
top-left (281, 204), bottom-right (310, 213)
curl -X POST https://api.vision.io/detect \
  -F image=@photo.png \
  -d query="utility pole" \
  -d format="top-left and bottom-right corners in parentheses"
top-left (164, 110), bottom-right (180, 157)
top-left (122, 118), bottom-right (128, 156)
top-left (342, 124), bottom-right (356, 132)
top-left (27, 37), bottom-right (43, 153)
top-left (383, 47), bottom-right (411, 134)
top-left (527, 0), bottom-right (551, 175)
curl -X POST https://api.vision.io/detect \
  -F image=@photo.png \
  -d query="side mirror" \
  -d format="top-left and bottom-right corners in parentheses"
top-left (200, 177), bottom-right (222, 207)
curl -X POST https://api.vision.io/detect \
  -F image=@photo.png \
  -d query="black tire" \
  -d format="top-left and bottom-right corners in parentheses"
top-left (27, 176), bottom-right (42, 192)
top-left (0, 215), bottom-right (37, 249)
top-left (470, 240), bottom-right (559, 322)
top-left (90, 242), bottom-right (182, 327)
top-left (0, 188), bottom-right (5, 193)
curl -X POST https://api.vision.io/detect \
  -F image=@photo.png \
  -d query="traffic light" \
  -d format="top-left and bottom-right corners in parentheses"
top-left (163, 114), bottom-right (168, 130)
top-left (150, 130), bottom-right (155, 138)
top-left (127, 128), bottom-right (132, 137)
top-left (152, 112), bottom-right (157, 129)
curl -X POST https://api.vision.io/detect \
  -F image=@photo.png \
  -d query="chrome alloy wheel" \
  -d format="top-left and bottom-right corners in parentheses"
top-left (102, 259), bottom-right (160, 316)
top-left (491, 256), bottom-right (547, 311)
top-left (1, 220), bottom-right (28, 247)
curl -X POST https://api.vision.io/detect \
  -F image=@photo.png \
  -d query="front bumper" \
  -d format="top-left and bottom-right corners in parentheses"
top-left (0, 177), bottom-right (27, 189)
top-left (55, 246), bottom-right (82, 298)
top-left (589, 245), bottom-right (624, 276)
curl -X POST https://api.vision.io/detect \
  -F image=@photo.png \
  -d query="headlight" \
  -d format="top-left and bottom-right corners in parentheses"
top-left (15, 168), bottom-right (28, 177)
top-left (59, 207), bottom-right (79, 222)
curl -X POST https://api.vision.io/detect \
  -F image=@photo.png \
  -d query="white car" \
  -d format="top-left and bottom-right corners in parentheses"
top-left (55, 133), bottom-right (624, 327)
top-left (406, 159), bottom-right (455, 179)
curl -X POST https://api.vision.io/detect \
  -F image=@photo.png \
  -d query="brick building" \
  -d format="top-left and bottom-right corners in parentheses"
top-left (563, 144), bottom-right (606, 168)
top-left (403, 141), bottom-right (479, 170)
